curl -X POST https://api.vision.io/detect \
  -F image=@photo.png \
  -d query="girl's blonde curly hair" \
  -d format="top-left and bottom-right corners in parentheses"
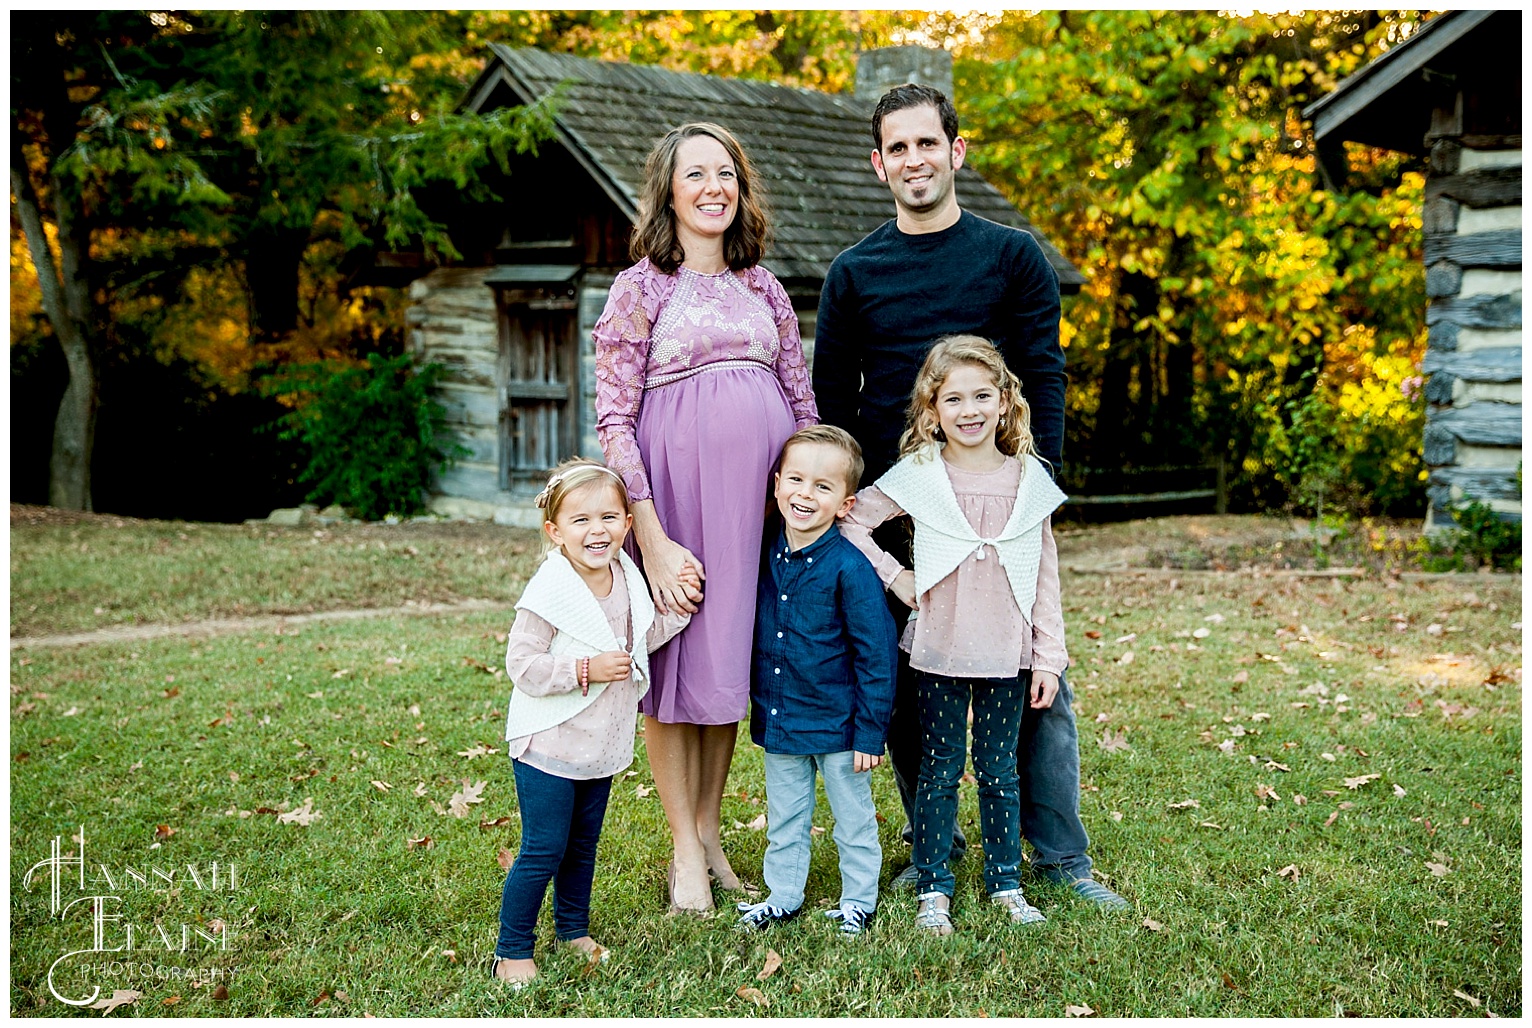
top-left (897, 335), bottom-right (1036, 461)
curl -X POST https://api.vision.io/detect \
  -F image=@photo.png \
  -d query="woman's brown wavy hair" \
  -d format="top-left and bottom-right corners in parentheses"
top-left (629, 122), bottom-right (770, 275)
top-left (898, 335), bottom-right (1036, 462)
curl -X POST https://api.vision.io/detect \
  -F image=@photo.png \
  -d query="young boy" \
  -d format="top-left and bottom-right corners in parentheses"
top-left (737, 425), bottom-right (898, 937)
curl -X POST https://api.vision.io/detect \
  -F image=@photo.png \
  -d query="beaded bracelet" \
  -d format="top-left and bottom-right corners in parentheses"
top-left (579, 657), bottom-right (590, 696)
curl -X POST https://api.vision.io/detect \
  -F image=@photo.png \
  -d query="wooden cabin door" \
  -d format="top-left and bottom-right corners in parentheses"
top-left (497, 297), bottom-right (579, 487)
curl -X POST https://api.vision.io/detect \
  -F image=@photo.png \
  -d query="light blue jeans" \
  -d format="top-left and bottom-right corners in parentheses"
top-left (762, 750), bottom-right (882, 913)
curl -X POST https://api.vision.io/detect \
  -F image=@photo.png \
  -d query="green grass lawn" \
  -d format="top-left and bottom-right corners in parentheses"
top-left (8, 512), bottom-right (1521, 1016)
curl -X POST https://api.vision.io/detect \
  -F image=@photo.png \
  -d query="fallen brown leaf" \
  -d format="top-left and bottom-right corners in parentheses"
top-left (154, 824), bottom-right (177, 840)
top-left (1343, 774), bottom-right (1381, 790)
top-left (212, 984), bottom-right (229, 1001)
top-left (89, 990), bottom-right (142, 1014)
top-left (1142, 918), bottom-right (1163, 932)
top-left (479, 816), bottom-right (514, 830)
top-left (406, 836), bottom-right (433, 850)
top-left (757, 949), bottom-right (782, 981)
top-left (746, 813), bottom-right (767, 831)
top-left (736, 986), bottom-right (768, 1007)
top-left (277, 798), bottom-right (321, 826)
top-left (1277, 864), bottom-right (1299, 880)
top-left (449, 780), bottom-right (487, 818)
top-left (1065, 1003), bottom-right (1095, 1017)
top-left (1425, 861), bottom-right (1450, 877)
top-left (1098, 728), bottom-right (1131, 753)
top-left (497, 848), bottom-right (515, 869)
top-left (1453, 989), bottom-right (1481, 1008)
top-left (162, 996), bottom-right (181, 1006)
top-left (370, 780), bottom-right (391, 792)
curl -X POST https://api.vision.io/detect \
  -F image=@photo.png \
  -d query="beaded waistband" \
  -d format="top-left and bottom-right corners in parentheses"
top-left (643, 358), bottom-right (772, 390)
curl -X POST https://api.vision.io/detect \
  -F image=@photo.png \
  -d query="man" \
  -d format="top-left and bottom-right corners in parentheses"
top-left (812, 83), bottom-right (1127, 909)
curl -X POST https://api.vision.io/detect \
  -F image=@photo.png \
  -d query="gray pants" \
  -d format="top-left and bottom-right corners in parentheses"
top-left (762, 750), bottom-right (881, 913)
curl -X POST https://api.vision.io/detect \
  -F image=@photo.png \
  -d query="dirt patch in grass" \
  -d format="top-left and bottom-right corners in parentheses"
top-left (10, 503), bottom-right (521, 544)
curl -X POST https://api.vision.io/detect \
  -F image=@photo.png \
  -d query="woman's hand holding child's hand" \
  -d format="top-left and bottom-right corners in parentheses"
top-left (1029, 671), bottom-right (1060, 709)
top-left (588, 651), bottom-right (632, 684)
top-left (853, 751), bottom-right (882, 773)
top-left (890, 569), bottom-right (919, 611)
top-left (646, 537), bottom-right (705, 615)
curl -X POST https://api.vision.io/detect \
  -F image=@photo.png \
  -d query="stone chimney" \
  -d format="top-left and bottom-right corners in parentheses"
top-left (855, 46), bottom-right (954, 104)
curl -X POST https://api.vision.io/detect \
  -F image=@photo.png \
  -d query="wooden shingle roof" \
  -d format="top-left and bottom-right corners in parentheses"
top-left (464, 46), bottom-right (1084, 292)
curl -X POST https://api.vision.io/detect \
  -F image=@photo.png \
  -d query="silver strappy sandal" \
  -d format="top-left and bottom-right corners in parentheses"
top-left (915, 892), bottom-right (954, 936)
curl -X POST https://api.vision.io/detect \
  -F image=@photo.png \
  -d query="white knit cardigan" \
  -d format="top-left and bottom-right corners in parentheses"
top-left (874, 446), bottom-right (1067, 626)
top-left (503, 549), bottom-right (656, 743)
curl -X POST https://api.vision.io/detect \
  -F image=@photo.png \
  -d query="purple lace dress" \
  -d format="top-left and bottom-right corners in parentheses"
top-left (594, 259), bottom-right (818, 724)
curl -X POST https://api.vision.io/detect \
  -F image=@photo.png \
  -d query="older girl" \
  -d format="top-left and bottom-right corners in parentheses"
top-left (841, 336), bottom-right (1068, 935)
top-left (593, 122), bottom-right (818, 913)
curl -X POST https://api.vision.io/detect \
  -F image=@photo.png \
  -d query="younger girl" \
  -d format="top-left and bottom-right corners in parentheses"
top-left (841, 336), bottom-right (1068, 935)
top-left (493, 459), bottom-right (696, 985)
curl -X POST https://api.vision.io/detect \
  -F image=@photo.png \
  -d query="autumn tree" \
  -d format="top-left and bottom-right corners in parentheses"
top-left (11, 10), bottom-right (554, 511)
top-left (956, 10), bottom-right (1430, 511)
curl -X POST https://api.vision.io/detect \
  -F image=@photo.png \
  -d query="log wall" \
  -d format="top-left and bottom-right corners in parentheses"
top-left (1421, 123), bottom-right (1523, 527)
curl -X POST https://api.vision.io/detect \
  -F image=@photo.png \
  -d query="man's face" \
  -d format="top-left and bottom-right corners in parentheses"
top-left (871, 104), bottom-right (966, 219)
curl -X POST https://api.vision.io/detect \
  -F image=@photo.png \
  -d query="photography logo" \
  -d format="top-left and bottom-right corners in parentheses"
top-left (23, 826), bottom-right (241, 1006)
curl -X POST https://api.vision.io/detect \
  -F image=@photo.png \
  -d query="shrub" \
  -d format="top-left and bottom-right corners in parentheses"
top-left (264, 353), bottom-right (466, 521)
top-left (1447, 500), bottom-right (1522, 571)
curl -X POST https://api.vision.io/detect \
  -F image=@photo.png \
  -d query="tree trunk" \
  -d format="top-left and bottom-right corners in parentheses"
top-left (245, 227), bottom-right (314, 350)
top-left (12, 144), bottom-right (97, 511)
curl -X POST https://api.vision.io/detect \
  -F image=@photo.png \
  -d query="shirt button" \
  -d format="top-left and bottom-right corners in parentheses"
top-left (776, 631), bottom-right (783, 638)
top-left (780, 594), bottom-right (787, 601)
top-left (770, 708), bottom-right (778, 716)
top-left (807, 557), bottom-right (813, 563)
top-left (774, 668), bottom-right (780, 675)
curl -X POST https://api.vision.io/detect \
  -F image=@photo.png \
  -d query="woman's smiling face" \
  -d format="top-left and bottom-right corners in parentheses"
top-left (669, 133), bottom-right (738, 250)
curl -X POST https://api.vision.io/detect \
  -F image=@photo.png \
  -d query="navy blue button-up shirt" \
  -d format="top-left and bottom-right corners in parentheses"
top-left (750, 524), bottom-right (897, 756)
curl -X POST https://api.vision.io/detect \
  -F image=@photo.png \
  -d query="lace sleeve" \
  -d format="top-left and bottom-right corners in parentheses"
top-left (755, 268), bottom-right (818, 428)
top-left (594, 269), bottom-right (655, 503)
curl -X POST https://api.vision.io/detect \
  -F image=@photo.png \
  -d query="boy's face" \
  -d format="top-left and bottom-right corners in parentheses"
top-left (774, 441), bottom-right (855, 548)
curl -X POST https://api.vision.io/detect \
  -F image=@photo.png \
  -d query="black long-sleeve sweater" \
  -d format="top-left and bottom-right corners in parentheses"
top-left (811, 211), bottom-right (1066, 482)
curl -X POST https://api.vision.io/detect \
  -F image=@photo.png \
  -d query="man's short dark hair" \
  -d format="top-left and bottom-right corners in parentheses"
top-left (871, 83), bottom-right (959, 151)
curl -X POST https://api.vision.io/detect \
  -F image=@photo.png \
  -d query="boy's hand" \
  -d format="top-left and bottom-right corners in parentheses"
top-left (588, 650), bottom-right (633, 684)
top-left (890, 569), bottom-right (919, 611)
top-left (677, 561), bottom-right (703, 596)
top-left (853, 751), bottom-right (882, 772)
top-left (1029, 671), bottom-right (1060, 709)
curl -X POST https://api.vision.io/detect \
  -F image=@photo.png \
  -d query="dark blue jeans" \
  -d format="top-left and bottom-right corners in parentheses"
top-left (889, 654), bottom-right (1093, 882)
top-left (495, 759), bottom-right (612, 960)
top-left (913, 673), bottom-right (1027, 897)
